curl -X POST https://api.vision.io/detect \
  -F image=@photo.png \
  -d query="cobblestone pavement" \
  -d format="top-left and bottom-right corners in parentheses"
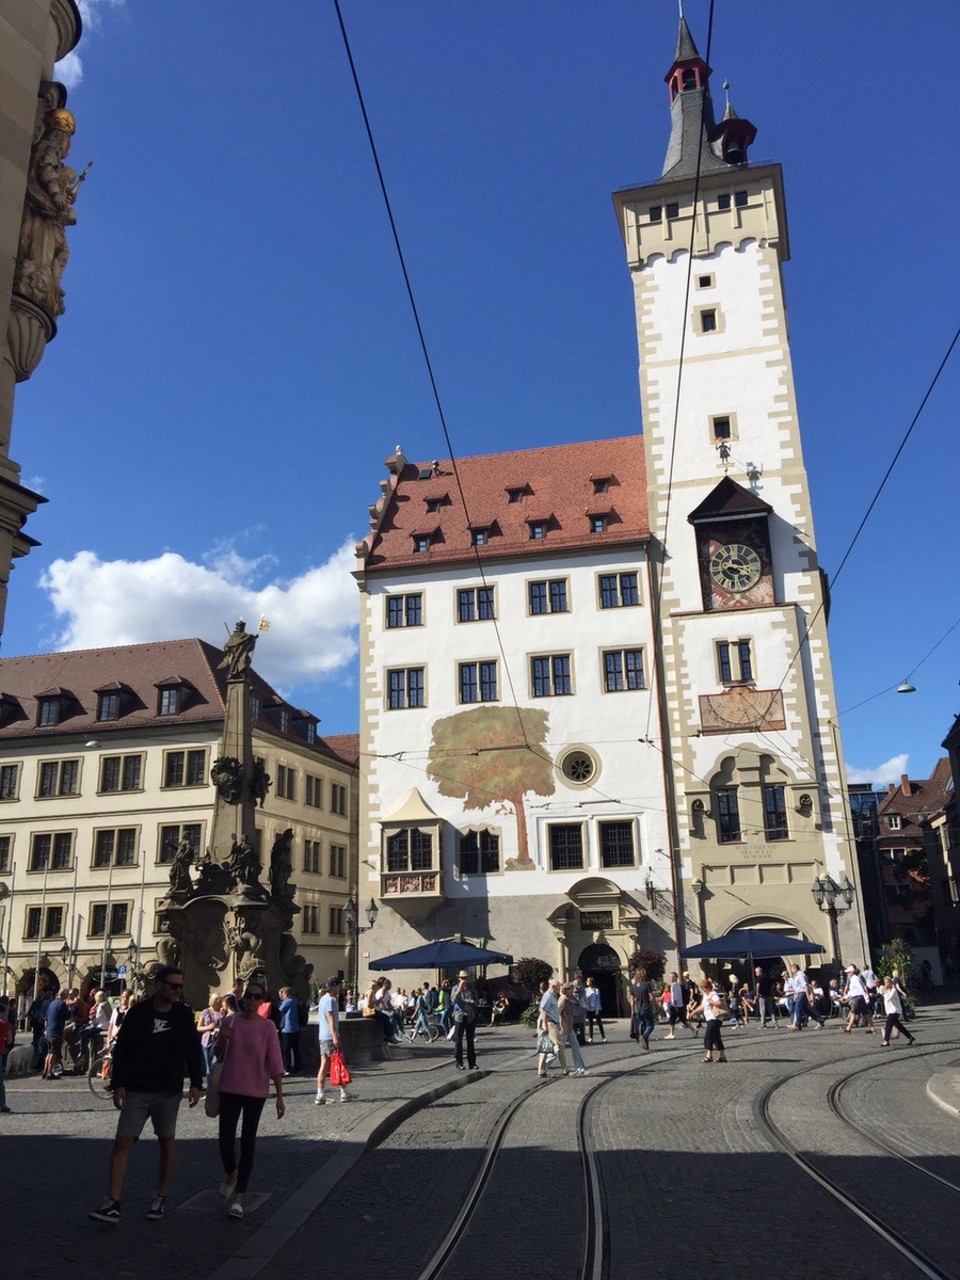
top-left (5, 1008), bottom-right (960, 1280)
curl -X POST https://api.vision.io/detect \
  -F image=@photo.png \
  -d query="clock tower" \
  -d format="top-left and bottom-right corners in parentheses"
top-left (613, 17), bottom-right (868, 966)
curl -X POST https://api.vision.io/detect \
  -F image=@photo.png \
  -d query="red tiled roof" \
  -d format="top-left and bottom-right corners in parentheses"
top-left (321, 733), bottom-right (360, 767)
top-left (0, 640), bottom-right (340, 762)
top-left (877, 758), bottom-right (953, 828)
top-left (359, 436), bottom-right (648, 572)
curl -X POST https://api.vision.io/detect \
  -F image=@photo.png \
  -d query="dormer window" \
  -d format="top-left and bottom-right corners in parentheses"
top-left (279, 709), bottom-right (290, 734)
top-left (589, 515), bottom-right (608, 534)
top-left (528, 521), bottom-right (547, 541)
top-left (471, 528), bottom-right (488, 547)
top-left (412, 533), bottom-right (432, 555)
top-left (37, 696), bottom-right (60, 727)
top-left (507, 487), bottom-right (527, 504)
top-left (592, 477), bottom-right (611, 495)
top-left (96, 691), bottom-right (121, 722)
top-left (417, 466), bottom-right (433, 481)
top-left (426, 498), bottom-right (442, 514)
top-left (158, 687), bottom-right (180, 717)
top-left (251, 694), bottom-right (262, 720)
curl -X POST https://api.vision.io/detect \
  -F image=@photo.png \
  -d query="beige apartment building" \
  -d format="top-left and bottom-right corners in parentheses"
top-left (0, 638), bottom-right (358, 1001)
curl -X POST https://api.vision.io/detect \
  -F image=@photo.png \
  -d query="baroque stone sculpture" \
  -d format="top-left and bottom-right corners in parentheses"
top-left (14, 107), bottom-right (84, 320)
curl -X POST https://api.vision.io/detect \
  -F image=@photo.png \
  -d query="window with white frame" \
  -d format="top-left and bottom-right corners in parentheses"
top-left (531, 654), bottom-right (572, 697)
top-left (38, 758), bottom-right (79, 797)
top-left (459, 829), bottom-right (500, 875)
top-left (598, 572), bottom-right (639, 608)
top-left (528, 579), bottom-right (568, 614)
top-left (387, 668), bottom-right (425, 710)
top-left (386, 593), bottom-right (423, 628)
top-left (603, 649), bottom-right (645, 692)
top-left (459, 661), bottom-right (498, 704)
top-left (457, 586), bottom-right (495, 623)
top-left (548, 824), bottom-right (584, 871)
top-left (385, 828), bottom-right (433, 872)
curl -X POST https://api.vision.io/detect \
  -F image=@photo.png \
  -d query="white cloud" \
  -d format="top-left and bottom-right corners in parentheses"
top-left (845, 754), bottom-right (910, 788)
top-left (54, 0), bottom-right (127, 91)
top-left (38, 538), bottom-right (359, 696)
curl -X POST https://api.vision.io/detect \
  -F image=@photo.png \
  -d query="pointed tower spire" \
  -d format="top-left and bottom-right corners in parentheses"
top-left (659, 19), bottom-right (757, 182)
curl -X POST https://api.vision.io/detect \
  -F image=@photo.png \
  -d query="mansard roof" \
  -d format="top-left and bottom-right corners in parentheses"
top-left (358, 436), bottom-right (648, 573)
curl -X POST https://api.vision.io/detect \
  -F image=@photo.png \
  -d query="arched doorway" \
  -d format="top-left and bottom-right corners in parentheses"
top-left (578, 943), bottom-right (621, 1017)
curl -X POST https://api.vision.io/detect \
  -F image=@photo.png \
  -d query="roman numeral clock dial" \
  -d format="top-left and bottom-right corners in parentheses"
top-left (709, 543), bottom-right (761, 592)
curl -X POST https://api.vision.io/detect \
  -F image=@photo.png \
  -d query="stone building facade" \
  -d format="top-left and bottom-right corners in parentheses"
top-left (0, 639), bottom-right (358, 1001)
top-left (352, 17), bottom-right (869, 1004)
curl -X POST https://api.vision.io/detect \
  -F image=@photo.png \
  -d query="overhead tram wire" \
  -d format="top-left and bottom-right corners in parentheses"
top-left (332, 0), bottom-right (529, 748)
top-left (761, 323), bottom-right (960, 714)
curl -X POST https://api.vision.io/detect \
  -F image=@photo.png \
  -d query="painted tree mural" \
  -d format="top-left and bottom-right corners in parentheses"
top-left (426, 706), bottom-right (555, 869)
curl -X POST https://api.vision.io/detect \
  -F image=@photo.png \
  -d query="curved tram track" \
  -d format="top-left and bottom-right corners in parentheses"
top-left (757, 1039), bottom-right (960, 1280)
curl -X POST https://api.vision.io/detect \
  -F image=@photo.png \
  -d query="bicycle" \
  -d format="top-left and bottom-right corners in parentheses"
top-left (88, 1046), bottom-right (114, 1102)
top-left (409, 1013), bottom-right (441, 1043)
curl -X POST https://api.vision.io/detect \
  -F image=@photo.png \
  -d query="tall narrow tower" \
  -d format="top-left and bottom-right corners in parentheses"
top-left (613, 18), bottom-right (868, 966)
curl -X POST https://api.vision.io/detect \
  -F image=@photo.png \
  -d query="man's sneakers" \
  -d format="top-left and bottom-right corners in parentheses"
top-left (145, 1196), bottom-right (166, 1221)
top-left (88, 1198), bottom-right (121, 1224)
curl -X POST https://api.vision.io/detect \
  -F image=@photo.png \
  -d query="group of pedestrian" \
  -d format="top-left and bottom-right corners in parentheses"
top-left (88, 965), bottom-right (291, 1225)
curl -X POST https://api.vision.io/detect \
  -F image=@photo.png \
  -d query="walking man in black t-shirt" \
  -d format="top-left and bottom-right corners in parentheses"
top-left (88, 965), bottom-right (203, 1225)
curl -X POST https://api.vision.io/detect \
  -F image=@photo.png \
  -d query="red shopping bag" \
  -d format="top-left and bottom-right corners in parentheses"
top-left (329, 1049), bottom-right (352, 1087)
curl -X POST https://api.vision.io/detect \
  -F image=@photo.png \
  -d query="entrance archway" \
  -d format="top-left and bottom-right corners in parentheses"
top-left (578, 943), bottom-right (621, 1017)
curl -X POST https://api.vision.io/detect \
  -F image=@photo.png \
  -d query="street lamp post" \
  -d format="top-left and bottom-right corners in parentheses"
top-left (811, 874), bottom-right (856, 970)
top-left (343, 895), bottom-right (379, 1002)
top-left (126, 937), bottom-right (145, 998)
top-left (59, 938), bottom-right (77, 987)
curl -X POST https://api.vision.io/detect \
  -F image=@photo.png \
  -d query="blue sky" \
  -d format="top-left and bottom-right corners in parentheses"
top-left (6, 0), bottom-right (958, 787)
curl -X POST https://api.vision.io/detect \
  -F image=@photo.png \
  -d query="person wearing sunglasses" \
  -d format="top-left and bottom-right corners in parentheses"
top-left (214, 980), bottom-right (285, 1219)
top-left (88, 965), bottom-right (204, 1225)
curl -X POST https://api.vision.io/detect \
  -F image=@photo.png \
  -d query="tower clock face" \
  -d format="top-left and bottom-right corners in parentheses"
top-left (709, 543), bottom-right (762, 592)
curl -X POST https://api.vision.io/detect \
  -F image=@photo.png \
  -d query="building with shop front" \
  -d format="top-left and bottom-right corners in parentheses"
top-left (0, 638), bottom-right (357, 1004)
top-left (352, 17), bottom-right (869, 1008)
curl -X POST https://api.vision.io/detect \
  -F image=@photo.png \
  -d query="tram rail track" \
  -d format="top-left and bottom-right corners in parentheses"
top-left (756, 1039), bottom-right (960, 1280)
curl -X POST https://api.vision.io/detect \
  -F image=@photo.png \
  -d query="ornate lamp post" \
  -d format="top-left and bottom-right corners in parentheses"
top-left (343, 895), bottom-right (378, 1003)
top-left (126, 937), bottom-right (146, 998)
top-left (59, 938), bottom-right (77, 987)
top-left (811, 874), bottom-right (855, 969)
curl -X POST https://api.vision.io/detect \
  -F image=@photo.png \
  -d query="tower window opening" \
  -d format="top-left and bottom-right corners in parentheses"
top-left (712, 415), bottom-right (731, 439)
top-left (717, 193), bottom-right (731, 211)
top-left (649, 206), bottom-right (662, 223)
top-left (735, 190), bottom-right (748, 208)
top-left (698, 275), bottom-right (713, 289)
top-left (666, 202), bottom-right (679, 219)
top-left (700, 309), bottom-right (717, 333)
top-left (681, 68), bottom-right (698, 91)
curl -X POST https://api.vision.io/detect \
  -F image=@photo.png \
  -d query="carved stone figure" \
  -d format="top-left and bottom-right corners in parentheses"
top-left (269, 828), bottom-right (294, 902)
top-left (228, 911), bottom-right (263, 980)
top-left (194, 847), bottom-right (233, 897)
top-left (14, 108), bottom-right (83, 319)
top-left (229, 832), bottom-right (263, 894)
top-left (218, 620), bottom-right (257, 681)
top-left (168, 837), bottom-right (194, 895)
top-left (250, 757), bottom-right (272, 808)
top-left (211, 755), bottom-right (243, 805)
top-left (156, 935), bottom-right (180, 969)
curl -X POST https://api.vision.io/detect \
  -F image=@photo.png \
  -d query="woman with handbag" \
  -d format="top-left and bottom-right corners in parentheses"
top-left (213, 979), bottom-right (285, 1219)
top-left (688, 978), bottom-right (728, 1063)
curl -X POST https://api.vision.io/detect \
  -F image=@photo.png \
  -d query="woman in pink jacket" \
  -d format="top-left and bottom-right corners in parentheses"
top-left (215, 979), bottom-right (285, 1219)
